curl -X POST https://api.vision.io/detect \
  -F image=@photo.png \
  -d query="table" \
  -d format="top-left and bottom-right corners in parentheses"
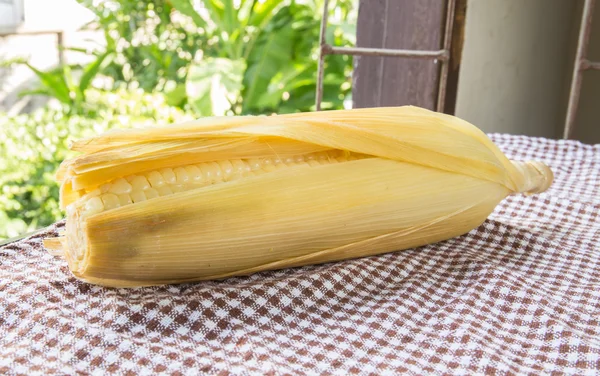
top-left (1, 134), bottom-right (599, 374)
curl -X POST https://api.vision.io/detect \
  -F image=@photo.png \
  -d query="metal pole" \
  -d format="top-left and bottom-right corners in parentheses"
top-left (323, 45), bottom-right (448, 59)
top-left (582, 60), bottom-right (600, 70)
top-left (315, 0), bottom-right (459, 113)
top-left (436, 0), bottom-right (457, 113)
top-left (564, 0), bottom-right (596, 139)
top-left (57, 31), bottom-right (65, 66)
top-left (315, 0), bottom-right (330, 111)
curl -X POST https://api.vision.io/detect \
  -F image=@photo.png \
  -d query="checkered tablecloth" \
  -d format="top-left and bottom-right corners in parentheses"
top-left (1, 134), bottom-right (599, 375)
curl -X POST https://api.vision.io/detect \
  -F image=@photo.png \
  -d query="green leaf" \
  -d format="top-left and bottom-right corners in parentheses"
top-left (203, 0), bottom-right (227, 31)
top-left (79, 52), bottom-right (113, 96)
top-left (201, 0), bottom-right (237, 57)
top-left (248, 0), bottom-right (285, 27)
top-left (337, 21), bottom-right (357, 45)
top-left (222, 0), bottom-right (237, 34)
top-left (165, 83), bottom-right (188, 108)
top-left (254, 63), bottom-right (313, 109)
top-left (23, 63), bottom-right (72, 104)
top-left (17, 88), bottom-right (51, 98)
top-left (0, 56), bottom-right (27, 67)
top-left (238, 0), bottom-right (258, 24)
top-left (242, 6), bottom-right (294, 112)
top-left (186, 57), bottom-right (246, 116)
top-left (58, 46), bottom-right (90, 54)
top-left (62, 64), bottom-right (80, 103)
top-left (170, 0), bottom-right (206, 28)
top-left (77, 19), bottom-right (99, 32)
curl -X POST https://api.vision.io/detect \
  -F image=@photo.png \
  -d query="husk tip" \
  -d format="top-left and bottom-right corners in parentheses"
top-left (512, 160), bottom-right (554, 194)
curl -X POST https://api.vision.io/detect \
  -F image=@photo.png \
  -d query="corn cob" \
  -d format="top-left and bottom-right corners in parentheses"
top-left (44, 106), bottom-right (553, 288)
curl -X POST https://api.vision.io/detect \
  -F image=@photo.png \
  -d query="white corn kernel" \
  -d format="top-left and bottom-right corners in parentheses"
top-left (219, 160), bottom-right (234, 181)
top-left (174, 167), bottom-right (189, 184)
top-left (159, 168), bottom-right (176, 184)
top-left (101, 193), bottom-right (121, 210)
top-left (109, 178), bottom-right (132, 195)
top-left (262, 159), bottom-right (277, 172)
top-left (156, 186), bottom-right (173, 196)
top-left (131, 191), bottom-right (147, 203)
top-left (200, 162), bottom-right (222, 182)
top-left (184, 165), bottom-right (203, 182)
top-left (146, 171), bottom-right (166, 187)
top-left (83, 196), bottom-right (104, 216)
top-left (145, 188), bottom-right (159, 200)
top-left (130, 175), bottom-right (150, 191)
top-left (118, 194), bottom-right (133, 206)
top-left (247, 159), bottom-right (262, 171)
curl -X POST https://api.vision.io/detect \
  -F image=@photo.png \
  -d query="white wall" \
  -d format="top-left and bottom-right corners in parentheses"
top-left (455, 0), bottom-right (577, 139)
top-left (0, 0), bottom-right (99, 111)
top-left (0, 0), bottom-right (24, 31)
top-left (3, 0), bottom-right (94, 32)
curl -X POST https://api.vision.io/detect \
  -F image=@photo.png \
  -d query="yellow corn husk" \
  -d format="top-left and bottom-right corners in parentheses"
top-left (44, 106), bottom-right (553, 288)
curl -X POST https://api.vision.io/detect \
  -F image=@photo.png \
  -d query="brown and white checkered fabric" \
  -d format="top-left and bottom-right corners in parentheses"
top-left (1, 134), bottom-right (599, 375)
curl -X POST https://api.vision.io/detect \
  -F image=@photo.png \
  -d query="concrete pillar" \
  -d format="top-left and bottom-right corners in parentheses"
top-left (455, 0), bottom-right (578, 139)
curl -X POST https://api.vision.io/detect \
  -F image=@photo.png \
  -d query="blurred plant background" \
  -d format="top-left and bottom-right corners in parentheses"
top-left (0, 0), bottom-right (357, 240)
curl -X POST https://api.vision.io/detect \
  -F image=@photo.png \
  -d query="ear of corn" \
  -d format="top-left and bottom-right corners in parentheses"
top-left (44, 106), bottom-right (553, 288)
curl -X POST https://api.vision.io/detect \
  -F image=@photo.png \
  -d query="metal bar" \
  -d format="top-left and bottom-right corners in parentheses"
top-left (316, 0), bottom-right (456, 112)
top-left (315, 0), bottom-right (330, 111)
top-left (564, 0), bottom-right (596, 139)
top-left (0, 29), bottom-right (63, 37)
top-left (323, 45), bottom-right (448, 59)
top-left (375, 0), bottom-right (390, 108)
top-left (57, 31), bottom-right (65, 66)
top-left (436, 0), bottom-right (457, 113)
top-left (582, 59), bottom-right (600, 70)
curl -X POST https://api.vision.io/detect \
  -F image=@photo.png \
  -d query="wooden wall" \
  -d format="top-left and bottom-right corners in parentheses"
top-left (352, 0), bottom-right (447, 110)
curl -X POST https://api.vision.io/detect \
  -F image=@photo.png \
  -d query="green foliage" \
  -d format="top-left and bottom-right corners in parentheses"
top-left (2, 0), bottom-right (356, 239)
top-left (71, 0), bottom-right (355, 115)
top-left (76, 0), bottom-right (208, 92)
top-left (17, 0), bottom-right (356, 115)
top-left (241, 3), bottom-right (295, 112)
top-left (180, 0), bottom-right (354, 114)
top-left (17, 52), bottom-right (113, 115)
top-left (0, 90), bottom-right (190, 240)
top-left (186, 57), bottom-right (246, 116)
